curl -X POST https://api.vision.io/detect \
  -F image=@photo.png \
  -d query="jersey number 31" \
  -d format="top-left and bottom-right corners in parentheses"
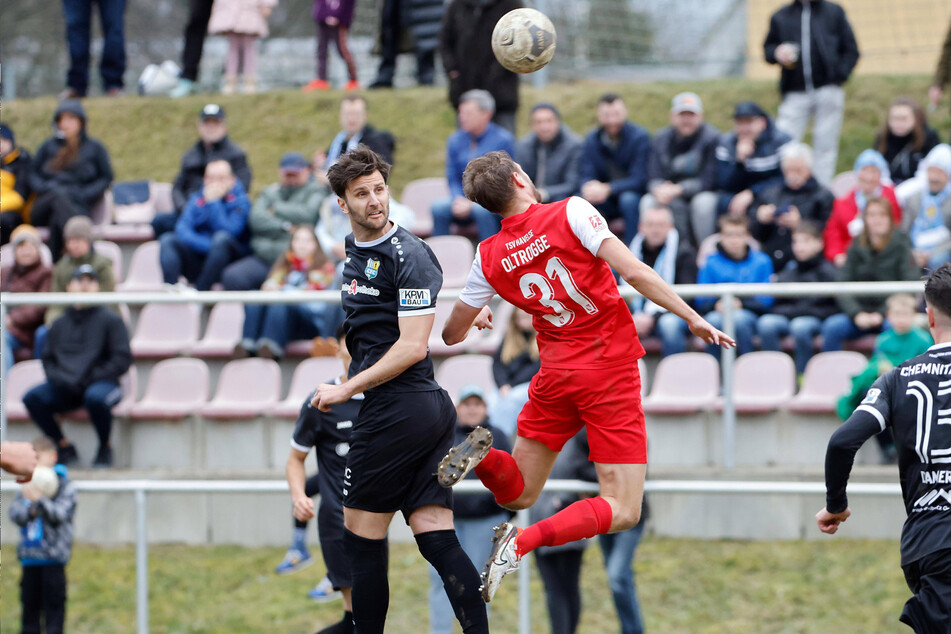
top-left (519, 257), bottom-right (598, 327)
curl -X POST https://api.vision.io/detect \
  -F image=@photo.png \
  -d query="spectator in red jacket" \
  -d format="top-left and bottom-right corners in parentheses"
top-left (824, 149), bottom-right (901, 266)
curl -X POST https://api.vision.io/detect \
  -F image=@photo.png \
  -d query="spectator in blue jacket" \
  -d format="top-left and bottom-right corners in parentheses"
top-left (696, 215), bottom-right (774, 357)
top-left (431, 89), bottom-right (515, 240)
top-left (580, 93), bottom-right (651, 245)
top-left (159, 160), bottom-right (251, 291)
top-left (716, 101), bottom-right (792, 220)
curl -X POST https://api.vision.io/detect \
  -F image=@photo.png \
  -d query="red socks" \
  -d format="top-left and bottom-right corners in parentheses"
top-left (516, 496), bottom-right (614, 556)
top-left (474, 448), bottom-right (525, 505)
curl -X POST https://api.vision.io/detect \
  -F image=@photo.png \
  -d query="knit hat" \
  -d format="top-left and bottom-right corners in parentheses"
top-left (0, 123), bottom-right (14, 145)
top-left (923, 143), bottom-right (951, 179)
top-left (10, 224), bottom-right (42, 248)
top-left (54, 98), bottom-right (87, 125)
top-left (63, 215), bottom-right (94, 242)
top-left (853, 149), bottom-right (891, 183)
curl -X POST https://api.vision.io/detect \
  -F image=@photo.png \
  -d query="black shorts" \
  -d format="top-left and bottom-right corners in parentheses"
top-left (343, 388), bottom-right (455, 520)
top-left (901, 548), bottom-right (951, 634)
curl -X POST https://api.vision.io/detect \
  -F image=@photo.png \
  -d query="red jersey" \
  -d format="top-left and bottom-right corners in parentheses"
top-left (459, 197), bottom-right (645, 369)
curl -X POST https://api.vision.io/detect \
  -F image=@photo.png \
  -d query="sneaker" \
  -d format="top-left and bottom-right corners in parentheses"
top-left (92, 446), bottom-right (113, 469)
top-left (57, 443), bottom-right (79, 467)
top-left (436, 426), bottom-right (493, 487)
top-left (308, 575), bottom-right (342, 602)
top-left (302, 79), bottom-right (330, 93)
top-left (169, 78), bottom-right (196, 98)
top-left (257, 342), bottom-right (278, 360)
top-left (275, 547), bottom-right (313, 575)
top-left (480, 522), bottom-right (522, 603)
top-left (368, 79), bottom-right (392, 89)
top-left (344, 80), bottom-right (360, 92)
top-left (232, 342), bottom-right (251, 360)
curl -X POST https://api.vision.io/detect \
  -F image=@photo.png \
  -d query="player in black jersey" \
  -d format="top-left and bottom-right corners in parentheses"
top-left (818, 263), bottom-right (951, 633)
top-left (312, 146), bottom-right (488, 634)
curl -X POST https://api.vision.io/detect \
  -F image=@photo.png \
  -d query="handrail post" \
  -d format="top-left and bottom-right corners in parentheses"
top-left (136, 488), bottom-right (149, 634)
top-left (1, 300), bottom-right (8, 444)
top-left (517, 507), bottom-right (532, 634)
top-left (721, 291), bottom-right (736, 469)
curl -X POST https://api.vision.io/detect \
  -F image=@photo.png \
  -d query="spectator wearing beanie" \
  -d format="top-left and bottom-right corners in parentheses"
top-left (903, 144), bottom-right (951, 271)
top-left (1, 123), bottom-right (34, 245)
top-left (1, 226), bottom-right (52, 377)
top-left (29, 99), bottom-right (113, 258)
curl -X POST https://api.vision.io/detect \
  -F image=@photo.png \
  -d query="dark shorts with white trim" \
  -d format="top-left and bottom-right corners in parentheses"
top-left (901, 548), bottom-right (951, 633)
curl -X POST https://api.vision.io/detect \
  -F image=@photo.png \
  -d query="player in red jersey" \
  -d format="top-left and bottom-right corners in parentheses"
top-left (437, 151), bottom-right (735, 602)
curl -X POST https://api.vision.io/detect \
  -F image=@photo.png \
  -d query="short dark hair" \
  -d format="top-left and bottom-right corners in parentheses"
top-left (326, 145), bottom-right (391, 199)
top-left (925, 262), bottom-right (951, 319)
top-left (718, 214), bottom-right (748, 233)
top-left (530, 102), bottom-right (561, 119)
top-left (793, 220), bottom-right (823, 240)
top-left (598, 93), bottom-right (623, 106)
top-left (463, 151), bottom-right (518, 214)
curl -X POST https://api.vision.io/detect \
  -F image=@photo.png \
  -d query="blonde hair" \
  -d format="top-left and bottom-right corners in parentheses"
top-left (500, 310), bottom-right (539, 364)
top-left (885, 293), bottom-right (917, 314)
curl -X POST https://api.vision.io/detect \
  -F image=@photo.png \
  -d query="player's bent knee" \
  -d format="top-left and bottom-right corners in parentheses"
top-left (611, 506), bottom-right (641, 532)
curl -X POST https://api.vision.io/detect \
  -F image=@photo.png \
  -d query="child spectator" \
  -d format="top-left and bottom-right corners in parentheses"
top-left (756, 221), bottom-right (839, 375)
top-left (1, 123), bottom-right (34, 245)
top-left (9, 437), bottom-right (78, 634)
top-left (235, 227), bottom-right (337, 359)
top-left (208, 0), bottom-right (277, 94)
top-left (489, 308), bottom-right (541, 438)
top-left (836, 294), bottom-right (933, 462)
top-left (303, 0), bottom-right (359, 92)
top-left (902, 144), bottom-right (951, 271)
top-left (1, 226), bottom-right (52, 378)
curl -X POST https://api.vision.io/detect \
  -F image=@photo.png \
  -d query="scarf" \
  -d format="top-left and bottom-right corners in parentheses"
top-left (910, 185), bottom-right (951, 252)
top-left (326, 130), bottom-right (363, 165)
top-left (627, 229), bottom-right (679, 315)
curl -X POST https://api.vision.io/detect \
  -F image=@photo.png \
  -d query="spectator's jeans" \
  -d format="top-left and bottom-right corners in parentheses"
top-left (3, 330), bottom-right (21, 380)
top-left (488, 382), bottom-right (531, 438)
top-left (820, 312), bottom-right (883, 351)
top-left (427, 512), bottom-right (507, 634)
top-left (599, 521), bottom-right (646, 634)
top-left (241, 302), bottom-right (332, 357)
top-left (595, 191), bottom-right (641, 245)
top-left (652, 311), bottom-right (691, 357)
top-left (159, 231), bottom-right (248, 291)
top-left (640, 191), bottom-right (719, 247)
top-left (431, 197), bottom-right (500, 242)
top-left (150, 211), bottom-right (179, 238)
top-left (23, 380), bottom-right (122, 449)
top-left (704, 309), bottom-right (758, 358)
top-left (20, 564), bottom-right (67, 634)
top-left (222, 254), bottom-right (272, 291)
top-left (535, 549), bottom-right (585, 634)
top-left (775, 85), bottom-right (845, 187)
top-left (756, 314), bottom-right (822, 374)
top-left (62, 0), bottom-right (127, 94)
top-left (33, 326), bottom-right (49, 361)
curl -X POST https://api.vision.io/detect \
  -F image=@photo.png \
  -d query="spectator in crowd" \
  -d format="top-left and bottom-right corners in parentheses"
top-left (29, 99), bottom-right (113, 259)
top-left (170, 0), bottom-right (214, 98)
top-left (303, 0), bottom-right (359, 92)
top-left (903, 144), bottom-right (951, 271)
top-left (24, 264), bottom-right (132, 468)
top-left (60, 0), bottom-right (127, 98)
top-left (696, 215), bottom-right (774, 357)
top-left (314, 96), bottom-right (396, 185)
top-left (930, 19), bottom-right (951, 122)
top-left (824, 149), bottom-right (902, 266)
top-left (431, 90), bottom-right (515, 240)
top-left (490, 308), bottom-right (540, 438)
top-left (234, 227), bottom-right (337, 359)
top-left (749, 142), bottom-right (834, 272)
top-left (642, 92), bottom-right (720, 246)
top-left (514, 103), bottom-right (582, 205)
top-left (370, 0), bottom-right (443, 88)
top-left (159, 160), bottom-right (251, 291)
top-left (2, 226), bottom-right (52, 378)
top-left (222, 152), bottom-right (328, 291)
top-left (624, 205), bottom-right (698, 357)
top-left (763, 0), bottom-right (858, 186)
top-left (580, 93), bottom-right (651, 245)
top-left (152, 104), bottom-right (252, 237)
top-left (208, 0), bottom-right (276, 94)
top-left (1, 124), bottom-right (34, 245)
top-left (439, 0), bottom-right (521, 134)
top-left (836, 293), bottom-right (932, 463)
top-left (821, 197), bottom-right (919, 351)
top-left (9, 437), bottom-right (77, 634)
top-left (428, 385), bottom-right (511, 634)
top-left (716, 101), bottom-right (791, 221)
top-left (756, 221), bottom-right (839, 374)
top-left (874, 97), bottom-right (941, 202)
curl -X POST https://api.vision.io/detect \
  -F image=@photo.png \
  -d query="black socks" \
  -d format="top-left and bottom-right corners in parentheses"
top-left (415, 529), bottom-right (489, 634)
top-left (343, 529), bottom-right (388, 634)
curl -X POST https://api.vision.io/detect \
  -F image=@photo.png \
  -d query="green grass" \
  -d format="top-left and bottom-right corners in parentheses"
top-left (2, 76), bottom-right (947, 198)
top-left (1, 538), bottom-right (910, 633)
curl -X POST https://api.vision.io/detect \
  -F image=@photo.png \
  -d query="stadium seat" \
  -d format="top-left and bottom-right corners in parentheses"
top-left (642, 353), bottom-right (719, 414)
top-left (93, 240), bottom-right (124, 282)
top-left (130, 358), bottom-right (210, 420)
top-left (201, 358), bottom-right (282, 420)
top-left (151, 182), bottom-right (175, 214)
top-left (720, 352), bottom-right (797, 414)
top-left (401, 177), bottom-right (448, 238)
top-left (116, 241), bottom-right (164, 291)
top-left (0, 241), bottom-right (54, 270)
top-left (428, 301), bottom-right (472, 357)
top-left (830, 171), bottom-right (857, 199)
top-left (786, 351), bottom-right (868, 414)
top-left (4, 359), bottom-right (46, 421)
top-left (129, 302), bottom-right (201, 357)
top-left (89, 191), bottom-right (114, 226)
top-left (190, 302), bottom-right (244, 358)
top-left (470, 300), bottom-right (515, 355)
top-left (436, 354), bottom-right (496, 404)
top-left (273, 356), bottom-right (345, 418)
top-left (425, 235), bottom-right (475, 289)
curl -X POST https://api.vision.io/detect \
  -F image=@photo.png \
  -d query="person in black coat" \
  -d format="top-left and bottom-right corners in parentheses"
top-left (313, 95), bottom-right (396, 182)
top-left (22, 265), bottom-right (132, 468)
top-left (28, 100), bottom-right (113, 258)
top-left (873, 97), bottom-right (941, 187)
top-left (514, 103), bottom-right (583, 204)
top-left (370, 0), bottom-right (444, 87)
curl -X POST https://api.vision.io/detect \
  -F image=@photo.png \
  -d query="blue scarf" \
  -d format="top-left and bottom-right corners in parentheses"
top-left (910, 185), bottom-right (951, 251)
top-left (326, 130), bottom-right (363, 165)
top-left (627, 229), bottom-right (679, 314)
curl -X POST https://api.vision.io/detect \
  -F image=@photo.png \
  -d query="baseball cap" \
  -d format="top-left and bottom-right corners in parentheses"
top-left (200, 104), bottom-right (226, 120)
top-left (279, 152), bottom-right (310, 172)
top-left (457, 384), bottom-right (486, 403)
top-left (70, 263), bottom-right (99, 281)
top-left (733, 101), bottom-right (768, 119)
top-left (671, 92), bottom-right (703, 114)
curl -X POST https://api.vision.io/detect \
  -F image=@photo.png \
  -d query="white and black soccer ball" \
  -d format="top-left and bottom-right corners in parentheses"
top-left (491, 8), bottom-right (557, 74)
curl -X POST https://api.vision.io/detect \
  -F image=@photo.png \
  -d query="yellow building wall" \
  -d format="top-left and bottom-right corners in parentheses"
top-left (747, 0), bottom-right (951, 79)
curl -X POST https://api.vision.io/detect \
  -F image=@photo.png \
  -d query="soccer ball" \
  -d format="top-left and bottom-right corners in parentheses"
top-left (28, 466), bottom-right (59, 498)
top-left (491, 8), bottom-right (557, 74)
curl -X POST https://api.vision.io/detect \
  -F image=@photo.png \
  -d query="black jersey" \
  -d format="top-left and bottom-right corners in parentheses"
top-left (825, 341), bottom-right (951, 566)
top-left (291, 380), bottom-right (363, 510)
top-left (340, 222), bottom-right (442, 393)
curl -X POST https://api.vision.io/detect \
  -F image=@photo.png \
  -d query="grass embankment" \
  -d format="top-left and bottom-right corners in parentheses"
top-left (1, 538), bottom-right (908, 633)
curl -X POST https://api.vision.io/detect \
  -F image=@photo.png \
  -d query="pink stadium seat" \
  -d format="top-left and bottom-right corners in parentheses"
top-left (470, 301), bottom-right (515, 355)
top-left (152, 182), bottom-right (174, 214)
top-left (130, 302), bottom-right (201, 357)
top-left (830, 171), bottom-right (857, 199)
top-left (117, 241), bottom-right (164, 291)
top-left (200, 358), bottom-right (282, 419)
top-left (716, 352), bottom-right (796, 414)
top-left (425, 236), bottom-right (475, 289)
top-left (401, 177), bottom-right (448, 238)
top-left (273, 357), bottom-right (346, 418)
top-left (190, 302), bottom-right (244, 358)
top-left (642, 353), bottom-right (719, 414)
top-left (130, 358), bottom-right (210, 420)
top-left (428, 301), bottom-right (466, 357)
top-left (786, 351), bottom-right (868, 414)
top-left (89, 191), bottom-right (114, 226)
top-left (436, 354), bottom-right (496, 404)
top-left (0, 241), bottom-right (54, 270)
top-left (4, 360), bottom-right (46, 421)
top-left (92, 240), bottom-right (123, 283)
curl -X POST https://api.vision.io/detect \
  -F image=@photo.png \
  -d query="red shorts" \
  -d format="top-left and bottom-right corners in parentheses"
top-left (516, 362), bottom-right (647, 464)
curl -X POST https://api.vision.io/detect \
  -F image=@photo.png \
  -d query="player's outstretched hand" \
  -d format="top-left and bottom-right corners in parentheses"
top-left (0, 441), bottom-right (38, 482)
top-left (293, 496), bottom-right (316, 522)
top-left (688, 318), bottom-right (736, 348)
top-left (473, 306), bottom-right (493, 331)
top-left (312, 382), bottom-right (352, 412)
top-left (815, 507), bottom-right (851, 534)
